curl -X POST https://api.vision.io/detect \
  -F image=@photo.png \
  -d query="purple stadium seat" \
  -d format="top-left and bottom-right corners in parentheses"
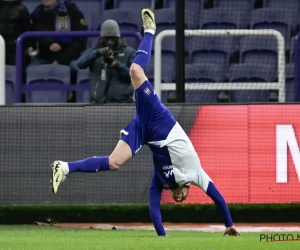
top-left (188, 36), bottom-right (237, 69)
top-left (185, 63), bottom-right (226, 103)
top-left (163, 0), bottom-right (205, 28)
top-left (76, 68), bottom-right (90, 103)
top-left (214, 0), bottom-right (255, 27)
top-left (71, 0), bottom-right (104, 30)
top-left (5, 65), bottom-right (16, 104)
top-left (239, 35), bottom-right (278, 68)
top-left (199, 8), bottom-right (248, 29)
top-left (26, 64), bottom-right (70, 103)
top-left (285, 63), bottom-right (295, 102)
top-left (114, 0), bottom-right (152, 10)
top-left (250, 8), bottom-right (294, 50)
top-left (290, 36), bottom-right (296, 63)
top-left (228, 63), bottom-right (277, 102)
top-left (264, 0), bottom-right (299, 10)
top-left (144, 63), bottom-right (175, 103)
top-left (154, 9), bottom-right (178, 35)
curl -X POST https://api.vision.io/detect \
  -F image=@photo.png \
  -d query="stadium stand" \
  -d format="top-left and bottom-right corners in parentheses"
top-left (290, 36), bottom-right (296, 63)
top-left (26, 65), bottom-right (70, 103)
top-left (199, 8), bottom-right (248, 29)
top-left (228, 63), bottom-right (277, 102)
top-left (114, 0), bottom-right (152, 10)
top-left (239, 35), bottom-right (278, 68)
top-left (185, 63), bottom-right (227, 103)
top-left (5, 65), bottom-right (16, 105)
top-left (76, 68), bottom-right (90, 103)
top-left (154, 8), bottom-right (178, 34)
top-left (188, 36), bottom-right (236, 69)
top-left (250, 8), bottom-right (294, 50)
top-left (285, 62), bottom-right (295, 102)
top-left (163, 0), bottom-right (205, 29)
top-left (69, 0), bottom-right (104, 30)
top-left (145, 63), bottom-right (175, 103)
top-left (213, 0), bottom-right (255, 28)
top-left (5, 0), bottom-right (298, 103)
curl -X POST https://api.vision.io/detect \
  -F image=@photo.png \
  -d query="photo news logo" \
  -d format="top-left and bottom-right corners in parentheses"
top-left (260, 234), bottom-right (300, 242)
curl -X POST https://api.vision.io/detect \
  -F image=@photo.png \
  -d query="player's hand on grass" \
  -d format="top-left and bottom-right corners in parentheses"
top-left (223, 226), bottom-right (240, 236)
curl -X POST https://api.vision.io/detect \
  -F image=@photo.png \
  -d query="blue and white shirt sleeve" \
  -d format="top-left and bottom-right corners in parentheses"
top-left (149, 174), bottom-right (166, 236)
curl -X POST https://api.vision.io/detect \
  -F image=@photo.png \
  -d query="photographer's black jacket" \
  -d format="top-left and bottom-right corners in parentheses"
top-left (0, 0), bottom-right (35, 65)
top-left (31, 2), bottom-right (87, 65)
top-left (76, 37), bottom-right (136, 103)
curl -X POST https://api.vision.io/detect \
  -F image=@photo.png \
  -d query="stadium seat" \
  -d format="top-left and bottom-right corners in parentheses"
top-left (239, 35), bottom-right (278, 68)
top-left (290, 36), bottom-right (296, 63)
top-left (199, 8), bottom-right (248, 29)
top-left (188, 36), bottom-right (237, 69)
top-left (163, 0), bottom-right (205, 28)
top-left (185, 63), bottom-right (227, 103)
top-left (228, 63), bottom-right (277, 102)
top-left (214, 0), bottom-right (255, 10)
top-left (214, 0), bottom-right (255, 27)
top-left (100, 9), bottom-right (142, 49)
top-left (5, 65), bottom-right (16, 104)
top-left (155, 9), bottom-right (178, 35)
top-left (145, 64), bottom-right (175, 83)
top-left (263, 0), bottom-right (299, 10)
top-left (144, 63), bottom-right (175, 103)
top-left (114, 0), bottom-right (152, 10)
top-left (250, 8), bottom-right (294, 50)
top-left (76, 69), bottom-right (90, 103)
top-left (69, 0), bottom-right (104, 30)
top-left (285, 63), bottom-right (295, 102)
top-left (26, 65), bottom-right (70, 103)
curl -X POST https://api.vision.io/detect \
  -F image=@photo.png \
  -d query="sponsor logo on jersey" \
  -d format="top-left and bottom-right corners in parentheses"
top-left (162, 165), bottom-right (173, 170)
top-left (144, 87), bottom-right (151, 95)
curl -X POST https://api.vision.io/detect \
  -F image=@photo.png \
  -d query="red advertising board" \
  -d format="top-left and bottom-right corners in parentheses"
top-left (161, 105), bottom-right (300, 204)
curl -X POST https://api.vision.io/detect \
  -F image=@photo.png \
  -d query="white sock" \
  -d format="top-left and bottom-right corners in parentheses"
top-left (60, 161), bottom-right (69, 175)
top-left (144, 29), bottom-right (155, 35)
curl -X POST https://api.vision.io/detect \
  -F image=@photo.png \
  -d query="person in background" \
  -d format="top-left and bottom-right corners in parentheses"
top-left (0, 0), bottom-right (35, 65)
top-left (29, 0), bottom-right (87, 68)
top-left (75, 19), bottom-right (135, 103)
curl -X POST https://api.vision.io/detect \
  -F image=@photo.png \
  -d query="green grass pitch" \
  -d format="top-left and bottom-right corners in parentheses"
top-left (0, 225), bottom-right (299, 250)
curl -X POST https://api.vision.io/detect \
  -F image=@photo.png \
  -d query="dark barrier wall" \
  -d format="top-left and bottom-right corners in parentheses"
top-left (0, 105), bottom-right (198, 205)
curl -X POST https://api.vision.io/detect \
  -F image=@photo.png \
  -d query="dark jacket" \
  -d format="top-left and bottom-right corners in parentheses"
top-left (77, 37), bottom-right (136, 103)
top-left (0, 0), bottom-right (35, 65)
top-left (31, 2), bottom-right (87, 65)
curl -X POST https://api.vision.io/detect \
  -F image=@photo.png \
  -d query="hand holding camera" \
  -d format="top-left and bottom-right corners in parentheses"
top-left (99, 47), bottom-right (118, 68)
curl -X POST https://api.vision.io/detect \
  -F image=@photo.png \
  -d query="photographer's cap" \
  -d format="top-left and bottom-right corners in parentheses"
top-left (100, 20), bottom-right (120, 37)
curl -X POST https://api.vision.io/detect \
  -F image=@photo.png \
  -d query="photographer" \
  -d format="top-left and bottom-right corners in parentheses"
top-left (76, 19), bottom-right (135, 103)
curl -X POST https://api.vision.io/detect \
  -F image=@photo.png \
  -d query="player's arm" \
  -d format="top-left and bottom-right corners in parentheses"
top-left (205, 181), bottom-right (240, 236)
top-left (149, 174), bottom-right (167, 236)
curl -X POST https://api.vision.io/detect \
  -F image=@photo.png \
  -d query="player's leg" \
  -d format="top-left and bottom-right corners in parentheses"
top-left (51, 117), bottom-right (145, 193)
top-left (51, 143), bottom-right (132, 193)
top-left (130, 8), bottom-right (156, 89)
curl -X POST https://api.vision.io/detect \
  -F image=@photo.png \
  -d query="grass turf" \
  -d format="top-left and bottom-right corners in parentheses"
top-left (0, 225), bottom-right (299, 250)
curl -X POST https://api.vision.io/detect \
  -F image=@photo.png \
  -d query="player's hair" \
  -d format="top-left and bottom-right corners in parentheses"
top-left (170, 185), bottom-right (190, 202)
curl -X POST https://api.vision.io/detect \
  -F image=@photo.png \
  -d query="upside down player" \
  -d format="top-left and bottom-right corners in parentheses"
top-left (51, 8), bottom-right (240, 237)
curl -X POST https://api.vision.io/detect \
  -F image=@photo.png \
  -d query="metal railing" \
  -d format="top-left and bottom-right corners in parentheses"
top-left (154, 29), bottom-right (286, 102)
top-left (14, 31), bottom-right (142, 103)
